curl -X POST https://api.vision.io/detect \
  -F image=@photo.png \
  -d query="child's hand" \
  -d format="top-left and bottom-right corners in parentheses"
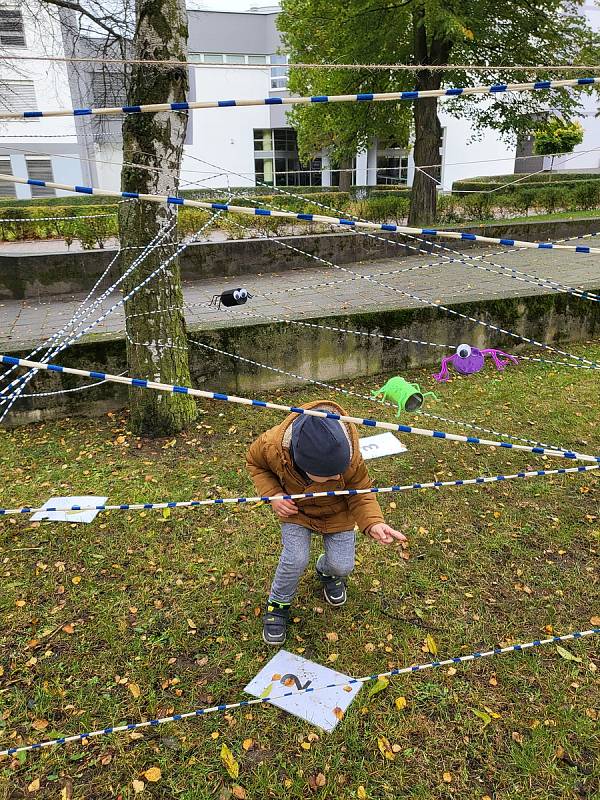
top-left (367, 523), bottom-right (407, 545)
top-left (271, 497), bottom-right (299, 519)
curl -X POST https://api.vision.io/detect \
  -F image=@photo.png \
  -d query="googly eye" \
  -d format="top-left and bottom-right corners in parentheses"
top-left (457, 344), bottom-right (472, 359)
top-left (238, 289), bottom-right (248, 299)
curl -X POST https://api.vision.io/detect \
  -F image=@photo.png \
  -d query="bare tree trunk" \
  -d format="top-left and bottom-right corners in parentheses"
top-left (409, 88), bottom-right (442, 226)
top-left (408, 7), bottom-right (452, 226)
top-left (119, 0), bottom-right (196, 436)
top-left (338, 157), bottom-right (353, 191)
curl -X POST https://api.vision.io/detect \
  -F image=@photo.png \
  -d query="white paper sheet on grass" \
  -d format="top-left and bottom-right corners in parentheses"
top-left (359, 431), bottom-right (407, 460)
top-left (244, 650), bottom-right (362, 732)
top-left (31, 496), bottom-right (108, 524)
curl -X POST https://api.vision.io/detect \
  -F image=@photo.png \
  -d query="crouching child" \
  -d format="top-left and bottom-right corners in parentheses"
top-left (246, 400), bottom-right (407, 645)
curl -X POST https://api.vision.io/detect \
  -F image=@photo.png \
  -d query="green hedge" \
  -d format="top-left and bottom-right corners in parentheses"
top-left (0, 183), bottom-right (597, 247)
top-left (453, 172), bottom-right (598, 193)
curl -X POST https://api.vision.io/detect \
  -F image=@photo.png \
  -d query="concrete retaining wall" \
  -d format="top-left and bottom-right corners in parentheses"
top-left (5, 286), bottom-right (600, 427)
top-left (2, 217), bottom-right (598, 300)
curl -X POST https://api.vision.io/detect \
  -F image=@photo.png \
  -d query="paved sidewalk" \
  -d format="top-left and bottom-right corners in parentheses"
top-left (1, 236), bottom-right (598, 352)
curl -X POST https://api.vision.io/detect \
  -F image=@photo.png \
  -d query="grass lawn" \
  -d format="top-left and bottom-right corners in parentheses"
top-left (0, 349), bottom-right (599, 799)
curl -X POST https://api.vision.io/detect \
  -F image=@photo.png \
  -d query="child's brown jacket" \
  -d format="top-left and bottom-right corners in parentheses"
top-left (246, 400), bottom-right (385, 534)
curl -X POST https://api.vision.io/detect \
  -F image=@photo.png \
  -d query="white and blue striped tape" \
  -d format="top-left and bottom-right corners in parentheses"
top-left (1, 462), bottom-right (598, 518)
top-left (2, 627), bottom-right (597, 757)
top-left (0, 173), bottom-right (597, 253)
top-left (0, 77), bottom-right (596, 121)
top-left (1, 354), bottom-right (599, 462)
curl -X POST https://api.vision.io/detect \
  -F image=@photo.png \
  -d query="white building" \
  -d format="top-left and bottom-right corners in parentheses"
top-left (0, 2), bottom-right (597, 198)
top-left (0, 3), bottom-right (85, 199)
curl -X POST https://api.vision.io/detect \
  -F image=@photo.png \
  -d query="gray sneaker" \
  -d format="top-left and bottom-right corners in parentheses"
top-left (316, 556), bottom-right (347, 606)
top-left (262, 603), bottom-right (290, 646)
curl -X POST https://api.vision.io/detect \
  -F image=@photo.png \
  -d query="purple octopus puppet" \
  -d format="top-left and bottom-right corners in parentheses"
top-left (433, 343), bottom-right (518, 382)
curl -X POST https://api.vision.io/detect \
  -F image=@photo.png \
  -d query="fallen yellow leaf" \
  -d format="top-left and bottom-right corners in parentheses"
top-left (443, 771), bottom-right (452, 783)
top-left (143, 767), bottom-right (161, 783)
top-left (395, 696), bottom-right (407, 711)
top-left (27, 779), bottom-right (40, 793)
top-left (327, 653), bottom-right (339, 663)
top-left (357, 787), bottom-right (367, 799)
top-left (325, 631), bottom-right (339, 642)
top-left (31, 719), bottom-right (49, 731)
top-left (377, 736), bottom-right (395, 761)
top-left (132, 779), bottom-right (145, 794)
top-left (368, 676), bottom-right (389, 697)
top-left (220, 743), bottom-right (239, 779)
top-left (129, 683), bottom-right (141, 699)
top-left (232, 787), bottom-right (247, 799)
top-left (242, 738), bottom-right (254, 751)
top-left (71, 576), bottom-right (81, 585)
top-left (424, 634), bottom-right (438, 656)
top-left (590, 616), bottom-right (600, 626)
top-left (333, 706), bottom-right (344, 720)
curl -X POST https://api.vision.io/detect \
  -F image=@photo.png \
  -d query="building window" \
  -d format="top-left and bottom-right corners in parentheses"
top-left (253, 127), bottom-right (322, 186)
top-left (376, 146), bottom-right (409, 185)
top-left (0, 80), bottom-right (36, 115)
top-left (0, 157), bottom-right (15, 197)
top-left (188, 53), bottom-right (277, 66)
top-left (270, 54), bottom-right (289, 90)
top-left (91, 71), bottom-right (127, 107)
top-left (25, 158), bottom-right (55, 197)
top-left (0, 8), bottom-right (26, 48)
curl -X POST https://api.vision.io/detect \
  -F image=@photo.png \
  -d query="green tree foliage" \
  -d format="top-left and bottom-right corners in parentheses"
top-left (534, 117), bottom-right (585, 157)
top-left (278, 0), bottom-right (595, 224)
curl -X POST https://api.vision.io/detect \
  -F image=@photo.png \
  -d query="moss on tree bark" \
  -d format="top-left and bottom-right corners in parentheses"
top-left (119, 0), bottom-right (196, 436)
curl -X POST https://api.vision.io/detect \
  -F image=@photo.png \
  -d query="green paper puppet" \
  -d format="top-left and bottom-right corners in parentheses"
top-left (372, 376), bottom-right (438, 416)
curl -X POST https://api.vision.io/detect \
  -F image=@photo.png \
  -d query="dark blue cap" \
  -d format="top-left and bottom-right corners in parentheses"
top-left (291, 414), bottom-right (351, 477)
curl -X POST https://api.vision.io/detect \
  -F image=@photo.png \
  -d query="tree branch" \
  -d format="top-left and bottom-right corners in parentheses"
top-left (38, 0), bottom-right (125, 40)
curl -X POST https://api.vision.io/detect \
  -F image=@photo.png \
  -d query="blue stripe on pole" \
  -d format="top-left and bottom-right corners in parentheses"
top-left (401, 91), bottom-right (418, 99)
top-left (132, 378), bottom-right (148, 387)
top-left (1, 355), bottom-right (19, 365)
top-left (213, 392), bottom-right (229, 400)
top-left (461, 233), bottom-right (477, 240)
top-left (167, 196), bottom-right (184, 205)
top-left (89, 371), bottom-right (106, 379)
top-left (422, 228), bottom-right (437, 235)
top-left (74, 108), bottom-right (92, 116)
top-left (24, 111), bottom-right (43, 118)
top-left (578, 77), bottom-right (595, 84)
top-left (311, 96), bottom-right (329, 102)
top-left (381, 224), bottom-right (397, 231)
top-left (255, 208), bottom-right (271, 216)
top-left (357, 93), bottom-right (374, 101)
top-left (173, 386), bottom-right (188, 394)
top-left (445, 88), bottom-right (463, 95)
top-left (490, 84), bottom-right (508, 92)
top-left (500, 238), bottom-right (515, 246)
top-left (576, 246), bottom-right (591, 253)
top-left (538, 243), bottom-right (553, 249)
top-left (218, 100), bottom-right (237, 107)
top-left (298, 213), bottom-right (314, 221)
top-left (171, 102), bottom-right (189, 110)
top-left (27, 179), bottom-right (46, 187)
top-left (122, 105), bottom-right (142, 113)
top-left (534, 81), bottom-right (551, 89)
top-left (75, 186), bottom-right (94, 195)
top-left (47, 364), bottom-right (63, 372)
top-left (211, 203), bottom-right (229, 210)
top-left (122, 191), bottom-right (139, 199)
top-left (265, 97), bottom-right (283, 104)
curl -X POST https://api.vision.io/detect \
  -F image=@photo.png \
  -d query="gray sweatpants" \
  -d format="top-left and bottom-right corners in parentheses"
top-left (269, 522), bottom-right (355, 604)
